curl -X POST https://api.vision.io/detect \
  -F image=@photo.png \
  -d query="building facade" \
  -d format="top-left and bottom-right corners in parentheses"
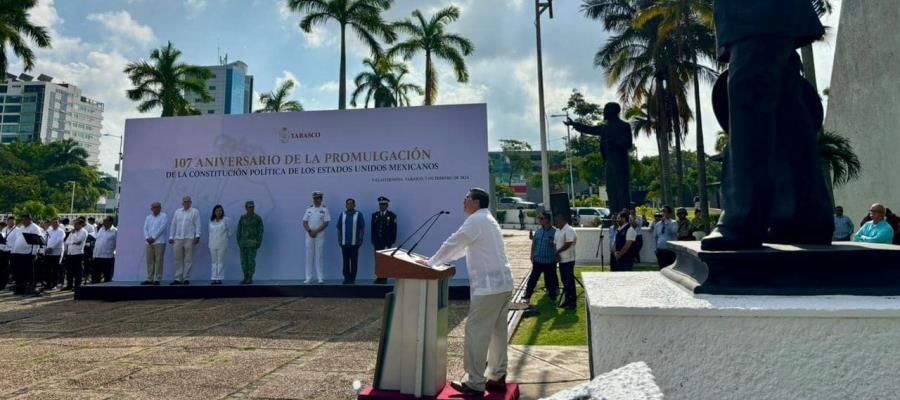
top-left (0, 73), bottom-right (104, 165)
top-left (189, 61), bottom-right (254, 115)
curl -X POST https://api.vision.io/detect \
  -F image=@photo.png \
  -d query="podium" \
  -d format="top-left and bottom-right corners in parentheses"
top-left (369, 249), bottom-right (455, 398)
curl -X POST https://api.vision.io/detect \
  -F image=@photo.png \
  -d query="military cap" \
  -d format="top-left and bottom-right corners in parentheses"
top-left (312, 191), bottom-right (324, 198)
top-left (245, 200), bottom-right (255, 207)
top-left (378, 196), bottom-right (390, 204)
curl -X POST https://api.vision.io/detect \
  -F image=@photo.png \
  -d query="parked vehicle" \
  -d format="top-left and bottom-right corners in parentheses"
top-left (498, 196), bottom-right (538, 209)
top-left (572, 207), bottom-right (611, 227)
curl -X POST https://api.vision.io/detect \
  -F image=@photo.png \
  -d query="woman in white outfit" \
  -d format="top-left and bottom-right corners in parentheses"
top-left (208, 205), bottom-right (231, 285)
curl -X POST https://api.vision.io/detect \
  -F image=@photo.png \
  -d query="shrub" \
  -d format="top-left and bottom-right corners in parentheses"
top-left (495, 210), bottom-right (507, 221)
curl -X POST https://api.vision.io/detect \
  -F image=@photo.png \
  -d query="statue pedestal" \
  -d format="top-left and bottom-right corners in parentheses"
top-left (584, 272), bottom-right (900, 399)
top-left (662, 241), bottom-right (900, 295)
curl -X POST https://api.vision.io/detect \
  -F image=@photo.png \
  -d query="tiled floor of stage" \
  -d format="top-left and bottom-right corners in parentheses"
top-left (0, 230), bottom-right (588, 399)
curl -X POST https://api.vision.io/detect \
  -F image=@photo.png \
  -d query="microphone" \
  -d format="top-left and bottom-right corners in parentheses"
top-left (407, 211), bottom-right (449, 256)
top-left (391, 210), bottom-right (447, 257)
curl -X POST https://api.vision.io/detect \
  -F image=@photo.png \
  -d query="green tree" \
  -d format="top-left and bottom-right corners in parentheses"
top-left (256, 79), bottom-right (304, 112)
top-left (13, 200), bottom-right (57, 222)
top-left (818, 130), bottom-right (861, 187)
top-left (499, 139), bottom-right (532, 186)
top-left (528, 170), bottom-right (568, 193)
top-left (286, 0), bottom-right (395, 110)
top-left (0, 140), bottom-right (109, 213)
top-left (389, 6), bottom-right (474, 105)
top-left (124, 41), bottom-right (213, 117)
top-left (0, 0), bottom-right (51, 79)
top-left (351, 55), bottom-right (421, 108)
top-left (494, 182), bottom-right (515, 198)
top-left (576, 152), bottom-right (605, 186)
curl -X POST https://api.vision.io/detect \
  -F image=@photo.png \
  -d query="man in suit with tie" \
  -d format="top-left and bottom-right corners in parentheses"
top-left (371, 196), bottom-right (397, 284)
top-left (703, 0), bottom-right (833, 250)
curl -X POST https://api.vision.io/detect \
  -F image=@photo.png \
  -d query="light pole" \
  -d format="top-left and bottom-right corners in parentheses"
top-left (69, 181), bottom-right (76, 214)
top-left (534, 0), bottom-right (553, 212)
top-left (550, 112), bottom-right (575, 201)
top-left (102, 134), bottom-right (124, 204)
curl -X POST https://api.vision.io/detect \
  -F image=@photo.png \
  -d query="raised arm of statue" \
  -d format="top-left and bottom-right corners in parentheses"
top-left (565, 119), bottom-right (605, 137)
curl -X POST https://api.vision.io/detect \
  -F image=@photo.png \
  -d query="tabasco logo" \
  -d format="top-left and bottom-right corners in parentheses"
top-left (280, 127), bottom-right (321, 143)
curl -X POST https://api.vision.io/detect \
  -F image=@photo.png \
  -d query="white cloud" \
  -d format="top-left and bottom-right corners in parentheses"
top-left (317, 80), bottom-right (339, 93)
top-left (275, 70), bottom-right (300, 88)
top-left (184, 0), bottom-right (207, 15)
top-left (86, 11), bottom-right (158, 45)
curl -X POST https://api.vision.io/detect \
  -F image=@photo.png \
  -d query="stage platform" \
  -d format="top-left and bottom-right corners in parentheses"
top-left (74, 279), bottom-right (471, 301)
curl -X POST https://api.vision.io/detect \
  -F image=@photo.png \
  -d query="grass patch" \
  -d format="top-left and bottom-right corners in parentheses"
top-left (511, 264), bottom-right (658, 346)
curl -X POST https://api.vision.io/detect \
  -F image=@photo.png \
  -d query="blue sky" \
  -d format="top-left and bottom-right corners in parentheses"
top-left (14, 0), bottom-right (842, 175)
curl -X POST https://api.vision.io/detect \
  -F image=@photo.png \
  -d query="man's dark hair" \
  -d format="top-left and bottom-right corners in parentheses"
top-left (61, 218), bottom-right (69, 225)
top-left (88, 217), bottom-right (96, 223)
top-left (541, 212), bottom-right (551, 220)
top-left (6, 216), bottom-right (14, 221)
top-left (662, 205), bottom-right (673, 214)
top-left (346, 198), bottom-right (356, 205)
top-left (468, 188), bottom-right (489, 209)
top-left (618, 211), bottom-right (630, 221)
top-left (20, 214), bottom-right (31, 219)
top-left (554, 213), bottom-right (568, 223)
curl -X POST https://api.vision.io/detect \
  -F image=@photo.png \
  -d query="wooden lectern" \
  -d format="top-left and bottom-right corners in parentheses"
top-left (371, 248), bottom-right (455, 398)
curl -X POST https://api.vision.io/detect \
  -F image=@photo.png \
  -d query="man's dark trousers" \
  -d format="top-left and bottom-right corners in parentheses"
top-left (64, 254), bottom-right (84, 289)
top-left (92, 257), bottom-right (114, 283)
top-left (718, 36), bottom-right (832, 242)
top-left (524, 261), bottom-right (558, 300)
top-left (11, 254), bottom-right (34, 294)
top-left (372, 243), bottom-right (389, 284)
top-left (341, 245), bottom-right (360, 283)
top-left (558, 261), bottom-right (576, 307)
top-left (0, 251), bottom-right (9, 290)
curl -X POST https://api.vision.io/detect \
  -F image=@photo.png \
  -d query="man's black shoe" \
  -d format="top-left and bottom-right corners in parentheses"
top-left (140, 280), bottom-right (152, 285)
top-left (182, 280), bottom-right (190, 285)
top-left (485, 375), bottom-right (508, 392)
top-left (152, 281), bottom-right (161, 286)
top-left (170, 280), bottom-right (181, 285)
top-left (449, 380), bottom-right (484, 396)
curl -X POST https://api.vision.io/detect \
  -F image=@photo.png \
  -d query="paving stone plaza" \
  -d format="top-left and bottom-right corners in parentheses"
top-left (0, 231), bottom-right (588, 400)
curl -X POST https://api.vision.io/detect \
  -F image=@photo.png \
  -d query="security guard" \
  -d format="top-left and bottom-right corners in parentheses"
top-left (302, 191), bottom-right (330, 284)
top-left (371, 196), bottom-right (397, 284)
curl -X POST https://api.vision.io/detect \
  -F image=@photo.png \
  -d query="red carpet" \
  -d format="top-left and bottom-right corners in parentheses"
top-left (359, 383), bottom-right (520, 399)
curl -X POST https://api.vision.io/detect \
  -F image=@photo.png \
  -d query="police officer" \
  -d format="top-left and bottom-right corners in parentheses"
top-left (371, 196), bottom-right (397, 284)
top-left (303, 191), bottom-right (330, 284)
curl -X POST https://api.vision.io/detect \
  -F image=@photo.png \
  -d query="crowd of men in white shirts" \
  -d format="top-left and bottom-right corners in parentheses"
top-left (0, 214), bottom-right (117, 295)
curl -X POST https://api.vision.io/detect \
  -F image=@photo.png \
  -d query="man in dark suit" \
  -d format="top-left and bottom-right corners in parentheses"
top-left (565, 102), bottom-right (632, 214)
top-left (371, 196), bottom-right (397, 284)
top-left (703, 0), bottom-right (833, 250)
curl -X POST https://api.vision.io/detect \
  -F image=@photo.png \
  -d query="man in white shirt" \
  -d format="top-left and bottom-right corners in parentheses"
top-left (419, 188), bottom-right (514, 395)
top-left (302, 191), bottom-right (331, 284)
top-left (142, 202), bottom-right (168, 285)
top-left (554, 214), bottom-right (578, 310)
top-left (9, 214), bottom-right (43, 294)
top-left (168, 196), bottom-right (201, 285)
top-left (62, 220), bottom-right (88, 290)
top-left (85, 217), bottom-right (97, 237)
top-left (0, 216), bottom-right (16, 290)
top-left (653, 206), bottom-right (679, 268)
top-left (92, 217), bottom-right (117, 283)
top-left (43, 218), bottom-right (65, 289)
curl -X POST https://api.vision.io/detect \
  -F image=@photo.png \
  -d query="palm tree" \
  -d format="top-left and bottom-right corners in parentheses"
top-left (286, 0), bottom-right (395, 110)
top-left (389, 6), bottom-right (474, 105)
top-left (124, 41), bottom-right (213, 117)
top-left (818, 130), bottom-right (860, 187)
top-left (351, 56), bottom-right (423, 108)
top-left (386, 64), bottom-right (423, 106)
top-left (0, 0), bottom-right (51, 79)
top-left (635, 0), bottom-right (717, 216)
top-left (586, 0), bottom-right (676, 205)
top-left (256, 80), bottom-right (304, 112)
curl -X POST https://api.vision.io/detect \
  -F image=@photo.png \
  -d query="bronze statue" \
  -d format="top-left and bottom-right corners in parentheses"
top-left (702, 0), bottom-right (833, 250)
top-left (565, 102), bottom-right (632, 214)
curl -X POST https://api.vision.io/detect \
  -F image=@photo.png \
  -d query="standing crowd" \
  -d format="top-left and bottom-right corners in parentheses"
top-left (0, 214), bottom-right (117, 295)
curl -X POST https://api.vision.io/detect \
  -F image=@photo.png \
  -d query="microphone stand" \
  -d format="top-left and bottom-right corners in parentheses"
top-left (391, 211), bottom-right (444, 257)
top-left (407, 211), bottom-right (449, 256)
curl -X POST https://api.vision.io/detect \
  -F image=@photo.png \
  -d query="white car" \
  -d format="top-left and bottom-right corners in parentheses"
top-left (573, 207), bottom-right (611, 227)
top-left (498, 196), bottom-right (537, 209)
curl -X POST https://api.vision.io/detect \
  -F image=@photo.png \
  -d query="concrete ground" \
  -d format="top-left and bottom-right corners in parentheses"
top-left (0, 230), bottom-right (588, 400)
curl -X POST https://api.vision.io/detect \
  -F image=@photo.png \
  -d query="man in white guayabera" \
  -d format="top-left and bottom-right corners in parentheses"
top-left (168, 196), bottom-right (201, 285)
top-left (418, 187), bottom-right (514, 396)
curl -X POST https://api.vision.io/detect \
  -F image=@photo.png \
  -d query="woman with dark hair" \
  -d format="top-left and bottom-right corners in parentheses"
top-left (208, 205), bottom-right (231, 284)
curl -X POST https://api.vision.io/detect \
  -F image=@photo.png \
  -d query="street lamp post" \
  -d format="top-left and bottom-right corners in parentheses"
top-left (69, 181), bottom-right (76, 214)
top-left (102, 134), bottom-right (124, 210)
top-left (550, 112), bottom-right (575, 201)
top-left (534, 0), bottom-right (553, 213)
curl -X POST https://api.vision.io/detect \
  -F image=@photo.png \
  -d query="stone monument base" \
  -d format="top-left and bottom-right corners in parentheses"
top-left (585, 272), bottom-right (900, 400)
top-left (663, 241), bottom-right (900, 295)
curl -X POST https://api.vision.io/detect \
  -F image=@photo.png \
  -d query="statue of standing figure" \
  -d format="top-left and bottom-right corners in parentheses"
top-left (703, 0), bottom-right (834, 250)
top-left (565, 102), bottom-right (632, 214)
